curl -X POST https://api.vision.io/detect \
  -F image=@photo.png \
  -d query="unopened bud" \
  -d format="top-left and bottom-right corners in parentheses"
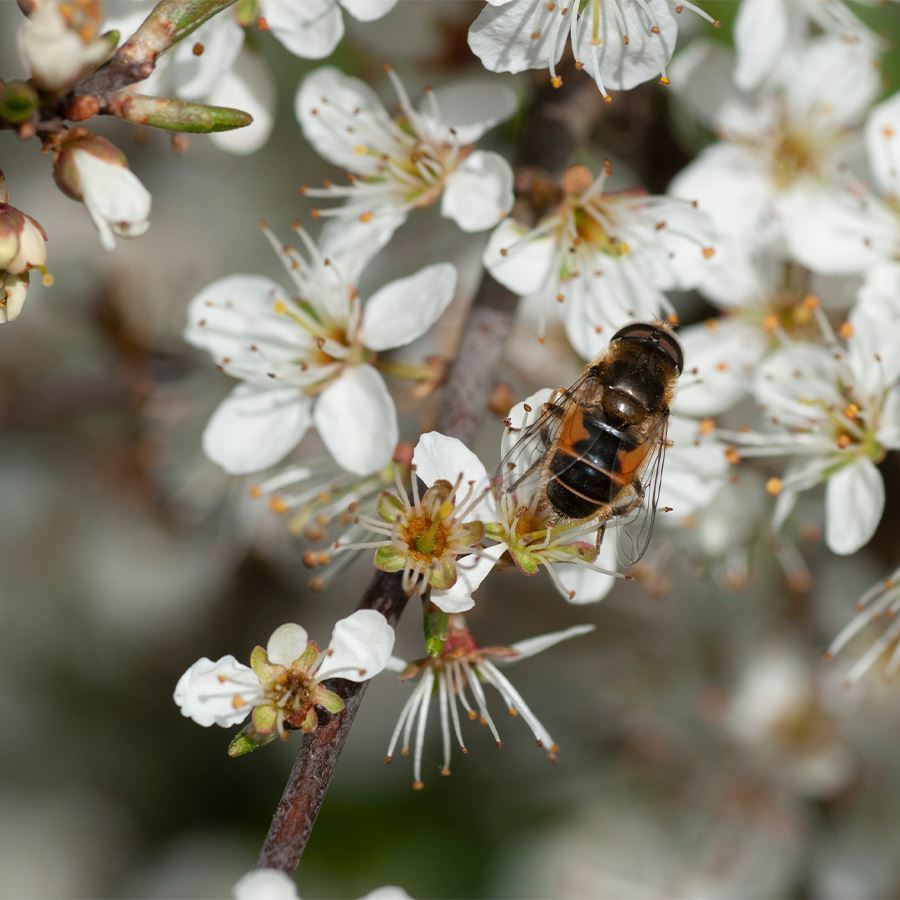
top-left (0, 199), bottom-right (48, 275)
top-left (53, 134), bottom-right (151, 251)
top-left (0, 272), bottom-right (30, 324)
top-left (0, 81), bottom-right (40, 125)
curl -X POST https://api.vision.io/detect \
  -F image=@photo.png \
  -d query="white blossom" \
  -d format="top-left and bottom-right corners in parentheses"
top-left (674, 245), bottom-right (855, 417)
top-left (468, 0), bottom-right (719, 98)
top-left (484, 164), bottom-right (715, 356)
top-left (719, 302), bottom-right (900, 556)
top-left (296, 66), bottom-right (515, 246)
top-left (174, 610), bottom-right (395, 734)
top-left (52, 135), bottom-right (151, 251)
top-left (384, 616), bottom-right (594, 788)
top-left (727, 642), bottom-right (854, 797)
top-left (18, 0), bottom-right (111, 92)
top-left (734, 0), bottom-right (888, 91)
top-left (668, 37), bottom-right (880, 254)
top-left (184, 223), bottom-right (456, 477)
top-left (344, 438), bottom-right (494, 603)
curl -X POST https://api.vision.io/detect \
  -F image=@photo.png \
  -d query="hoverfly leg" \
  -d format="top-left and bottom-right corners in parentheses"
top-left (595, 520), bottom-right (606, 552)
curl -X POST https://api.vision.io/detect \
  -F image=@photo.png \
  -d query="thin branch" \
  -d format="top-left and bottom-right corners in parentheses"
top-left (77, 0), bottom-right (239, 96)
top-left (256, 64), bottom-right (609, 876)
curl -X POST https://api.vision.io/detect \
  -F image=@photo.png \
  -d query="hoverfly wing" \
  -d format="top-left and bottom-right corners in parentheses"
top-left (615, 412), bottom-right (670, 568)
top-left (493, 375), bottom-right (594, 504)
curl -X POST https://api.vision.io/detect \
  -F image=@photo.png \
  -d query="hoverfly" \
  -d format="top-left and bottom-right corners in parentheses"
top-left (493, 321), bottom-right (683, 566)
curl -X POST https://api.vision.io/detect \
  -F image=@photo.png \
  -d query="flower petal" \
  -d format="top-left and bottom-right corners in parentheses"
top-left (733, 0), bottom-right (789, 91)
top-left (441, 150), bottom-right (514, 232)
top-left (431, 544), bottom-right (506, 613)
top-left (668, 40), bottom-right (739, 131)
top-left (573, 0), bottom-right (677, 93)
top-left (754, 343), bottom-right (840, 429)
top-left (866, 91), bottom-right (900, 199)
top-left (412, 431), bottom-right (492, 521)
top-left (316, 609), bottom-right (395, 682)
top-left (659, 415), bottom-right (728, 516)
top-left (313, 365), bottom-right (397, 475)
top-left (203, 383), bottom-right (311, 475)
top-left (825, 459), bottom-right (884, 555)
top-left (506, 623), bottom-right (595, 661)
top-left (358, 889), bottom-right (413, 900)
top-left (264, 0), bottom-right (343, 59)
top-left (174, 656), bottom-right (259, 728)
top-left (74, 152), bottom-right (152, 251)
top-left (669, 143), bottom-right (774, 246)
top-left (778, 185), bottom-right (898, 275)
top-left (295, 66), bottom-right (386, 173)
top-left (858, 262), bottom-right (900, 321)
top-left (786, 37), bottom-right (879, 129)
top-left (419, 79), bottom-right (517, 144)
top-left (501, 388), bottom-right (555, 461)
top-left (169, 14), bottom-right (244, 99)
top-left (673, 317), bottom-right (767, 417)
top-left (772, 457), bottom-right (830, 530)
top-left (184, 275), bottom-right (309, 384)
top-left (482, 218), bottom-right (556, 296)
top-left (557, 533), bottom-right (618, 604)
top-left (339, 0), bottom-right (397, 21)
top-left (468, 0), bottom-right (565, 76)
top-left (360, 263), bottom-right (457, 351)
top-left (319, 212), bottom-right (405, 283)
top-left (233, 868), bottom-right (299, 900)
top-left (847, 306), bottom-right (900, 397)
top-left (208, 48), bottom-right (276, 155)
top-left (266, 623), bottom-right (310, 667)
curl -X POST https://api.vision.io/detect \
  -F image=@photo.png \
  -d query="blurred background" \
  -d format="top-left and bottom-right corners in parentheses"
top-left (2, 2), bottom-right (900, 898)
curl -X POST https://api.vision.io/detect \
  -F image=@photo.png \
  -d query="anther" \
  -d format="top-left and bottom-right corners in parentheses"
top-left (765, 477), bottom-right (783, 496)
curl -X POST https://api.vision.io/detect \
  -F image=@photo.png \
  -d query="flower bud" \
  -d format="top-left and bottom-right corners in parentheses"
top-left (18, 0), bottom-right (112, 93)
top-left (0, 203), bottom-right (48, 275)
top-left (53, 134), bottom-right (151, 251)
top-left (0, 273), bottom-right (30, 324)
top-left (0, 173), bottom-right (50, 325)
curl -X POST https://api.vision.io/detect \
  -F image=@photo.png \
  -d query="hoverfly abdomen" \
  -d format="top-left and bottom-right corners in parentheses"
top-left (545, 407), bottom-right (638, 519)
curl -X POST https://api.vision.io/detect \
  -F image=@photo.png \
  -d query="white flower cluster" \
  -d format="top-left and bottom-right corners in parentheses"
top-left (165, 0), bottom-right (899, 807)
